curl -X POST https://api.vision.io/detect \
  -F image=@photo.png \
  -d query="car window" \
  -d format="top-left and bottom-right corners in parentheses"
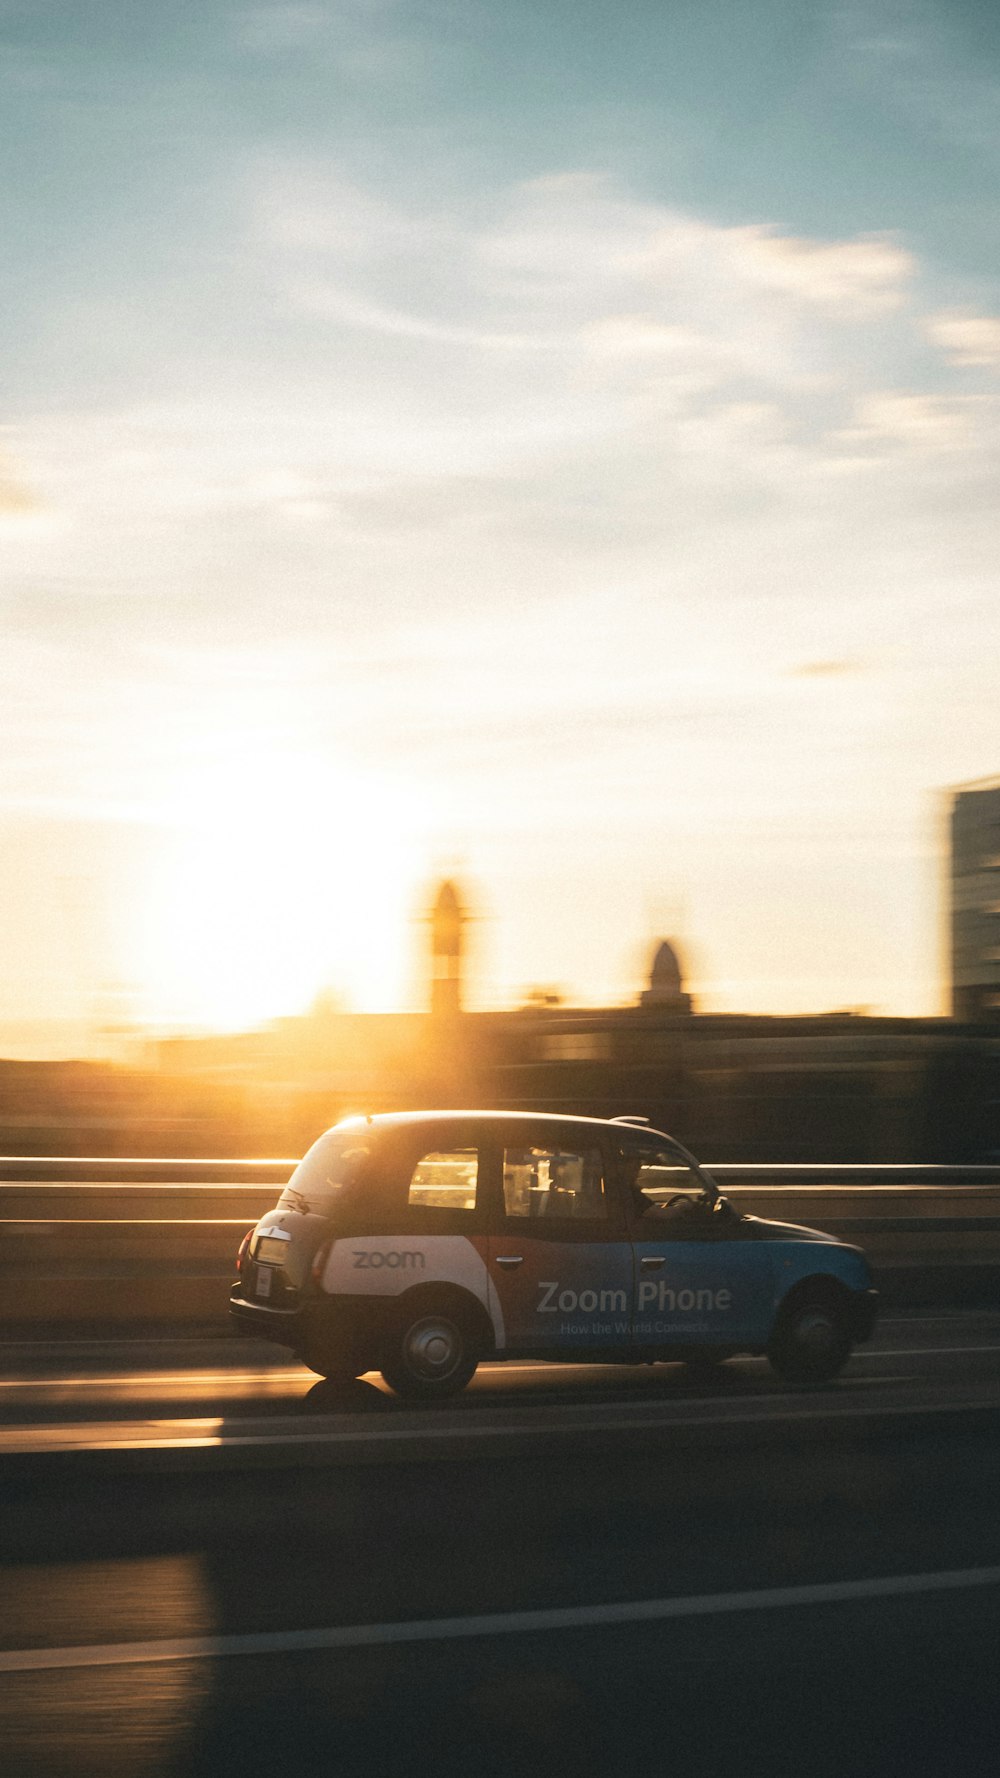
top-left (503, 1144), bottom-right (607, 1221)
top-left (619, 1142), bottom-right (704, 1211)
top-left (407, 1148), bottom-right (479, 1211)
top-left (277, 1129), bottom-right (376, 1215)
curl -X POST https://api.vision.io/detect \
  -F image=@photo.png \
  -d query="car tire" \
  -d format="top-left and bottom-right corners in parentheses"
top-left (380, 1304), bottom-right (480, 1401)
top-left (767, 1294), bottom-right (852, 1386)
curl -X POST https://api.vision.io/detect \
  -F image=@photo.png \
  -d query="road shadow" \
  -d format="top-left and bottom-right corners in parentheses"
top-left (297, 1375), bottom-right (395, 1414)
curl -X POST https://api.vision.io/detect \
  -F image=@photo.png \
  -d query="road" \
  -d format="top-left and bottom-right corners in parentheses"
top-left (1, 1312), bottom-right (999, 1776)
top-left (3, 1308), bottom-right (1000, 1427)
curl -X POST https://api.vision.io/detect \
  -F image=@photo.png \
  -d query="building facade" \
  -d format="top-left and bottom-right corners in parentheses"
top-left (951, 778), bottom-right (1000, 1021)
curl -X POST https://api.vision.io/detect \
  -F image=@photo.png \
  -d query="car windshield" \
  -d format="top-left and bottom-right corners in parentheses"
top-left (277, 1127), bottom-right (376, 1216)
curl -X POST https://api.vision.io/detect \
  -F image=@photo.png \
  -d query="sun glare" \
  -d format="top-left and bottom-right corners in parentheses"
top-left (137, 753), bottom-right (429, 1032)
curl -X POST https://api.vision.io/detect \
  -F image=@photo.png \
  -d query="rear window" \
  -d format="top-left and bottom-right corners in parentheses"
top-left (407, 1148), bottom-right (479, 1211)
top-left (277, 1128), bottom-right (376, 1216)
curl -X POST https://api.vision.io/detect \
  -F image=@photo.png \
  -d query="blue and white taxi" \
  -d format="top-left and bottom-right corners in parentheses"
top-left (229, 1110), bottom-right (878, 1398)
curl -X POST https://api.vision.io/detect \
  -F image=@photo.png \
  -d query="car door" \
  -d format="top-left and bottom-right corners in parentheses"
top-left (487, 1127), bottom-right (633, 1355)
top-left (620, 1137), bottom-right (774, 1347)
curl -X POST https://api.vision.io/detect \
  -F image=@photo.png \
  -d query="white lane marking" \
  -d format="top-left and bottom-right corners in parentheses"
top-left (3, 1346), bottom-right (999, 1394)
top-left (2, 1389), bottom-right (997, 1456)
top-left (0, 1363), bottom-right (671, 1393)
top-left (880, 1316), bottom-right (1000, 1324)
top-left (861, 1346), bottom-right (1000, 1360)
top-left (500, 1348), bottom-right (1000, 1367)
top-left (0, 1370), bottom-right (310, 1391)
top-left (0, 1362), bottom-right (636, 1390)
top-left (0, 1344), bottom-right (989, 1401)
top-left (3, 1564), bottom-right (1000, 1674)
top-left (0, 1361), bottom-right (628, 1391)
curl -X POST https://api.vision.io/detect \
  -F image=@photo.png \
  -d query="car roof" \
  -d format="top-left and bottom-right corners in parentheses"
top-left (330, 1109), bottom-right (674, 1141)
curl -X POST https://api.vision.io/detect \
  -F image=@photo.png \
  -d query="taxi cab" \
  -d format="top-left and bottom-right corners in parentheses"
top-left (229, 1110), bottom-right (878, 1399)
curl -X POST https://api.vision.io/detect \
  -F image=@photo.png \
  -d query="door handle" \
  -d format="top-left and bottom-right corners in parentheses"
top-left (640, 1256), bottom-right (665, 1267)
top-left (494, 1255), bottom-right (524, 1267)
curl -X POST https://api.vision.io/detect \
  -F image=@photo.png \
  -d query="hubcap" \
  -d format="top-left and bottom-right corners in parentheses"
top-left (403, 1316), bottom-right (463, 1382)
top-left (794, 1310), bottom-right (837, 1355)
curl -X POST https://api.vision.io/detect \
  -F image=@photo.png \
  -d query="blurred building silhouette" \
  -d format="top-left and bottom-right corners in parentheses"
top-left (2, 875), bottom-right (1000, 1162)
top-left (429, 880), bottom-right (465, 1019)
top-left (951, 777), bottom-right (1000, 1021)
top-left (639, 940), bottom-right (692, 1012)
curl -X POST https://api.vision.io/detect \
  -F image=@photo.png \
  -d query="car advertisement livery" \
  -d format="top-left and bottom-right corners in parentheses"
top-left (320, 1232), bottom-right (763, 1351)
top-left (230, 1110), bottom-right (879, 1396)
top-left (319, 1233), bottom-right (506, 1347)
top-left (630, 1236), bottom-right (773, 1343)
top-left (313, 1225), bottom-right (868, 1353)
top-left (489, 1232), bottom-right (771, 1350)
top-left (487, 1232), bottom-right (633, 1352)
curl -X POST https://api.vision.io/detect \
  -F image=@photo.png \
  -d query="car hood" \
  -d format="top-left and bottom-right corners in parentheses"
top-left (741, 1214), bottom-right (838, 1244)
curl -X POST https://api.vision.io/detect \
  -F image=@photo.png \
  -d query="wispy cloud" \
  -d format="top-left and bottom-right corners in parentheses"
top-left (837, 391), bottom-right (984, 455)
top-left (925, 311), bottom-right (1000, 367)
top-left (729, 229), bottom-right (912, 314)
top-left (252, 162), bottom-right (924, 462)
top-left (2, 152), bottom-right (998, 1021)
top-left (788, 660), bottom-right (864, 679)
top-left (0, 451), bottom-right (39, 514)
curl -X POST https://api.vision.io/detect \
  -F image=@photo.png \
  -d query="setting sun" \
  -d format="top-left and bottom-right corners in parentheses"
top-left (2, 0), bottom-right (999, 1056)
top-left (135, 752), bottom-right (433, 1032)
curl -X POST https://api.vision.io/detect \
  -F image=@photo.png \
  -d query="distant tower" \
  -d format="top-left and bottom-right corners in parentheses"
top-left (951, 777), bottom-right (1000, 1020)
top-left (639, 939), bottom-right (692, 1013)
top-left (430, 880), bottom-right (466, 1018)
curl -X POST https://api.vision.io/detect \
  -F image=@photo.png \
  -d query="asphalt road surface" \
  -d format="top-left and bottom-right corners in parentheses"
top-left (1, 1312), bottom-right (999, 1777)
top-left (3, 1308), bottom-right (1000, 1426)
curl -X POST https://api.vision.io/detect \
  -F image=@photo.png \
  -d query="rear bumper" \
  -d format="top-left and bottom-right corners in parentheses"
top-left (229, 1285), bottom-right (303, 1345)
top-left (229, 1285), bottom-right (382, 1372)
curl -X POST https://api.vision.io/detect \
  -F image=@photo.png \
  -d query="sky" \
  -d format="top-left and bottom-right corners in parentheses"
top-left (2, 0), bottom-right (1000, 1051)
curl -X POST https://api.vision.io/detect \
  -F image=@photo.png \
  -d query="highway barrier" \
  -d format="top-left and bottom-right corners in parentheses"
top-left (1, 1159), bottom-right (999, 1330)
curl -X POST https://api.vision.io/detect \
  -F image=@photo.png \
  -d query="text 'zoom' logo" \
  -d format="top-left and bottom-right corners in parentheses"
top-left (352, 1251), bottom-right (426, 1270)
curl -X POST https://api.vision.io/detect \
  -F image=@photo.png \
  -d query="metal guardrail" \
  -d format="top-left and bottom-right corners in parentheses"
top-left (1, 1159), bottom-right (999, 1328)
top-left (0, 1156), bottom-right (296, 1180)
top-left (3, 1157), bottom-right (1000, 1183)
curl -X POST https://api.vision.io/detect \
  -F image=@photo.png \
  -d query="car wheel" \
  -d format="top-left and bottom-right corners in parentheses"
top-left (380, 1305), bottom-right (480, 1401)
top-left (767, 1295), bottom-right (852, 1386)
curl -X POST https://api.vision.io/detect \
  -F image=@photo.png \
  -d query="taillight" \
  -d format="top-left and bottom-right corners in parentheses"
top-left (236, 1230), bottom-right (253, 1273)
top-left (311, 1240), bottom-right (333, 1287)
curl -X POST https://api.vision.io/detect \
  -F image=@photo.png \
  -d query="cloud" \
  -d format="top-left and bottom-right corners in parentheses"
top-left (835, 392), bottom-right (983, 455)
top-left (474, 173), bottom-right (913, 327)
top-left (788, 660), bottom-right (863, 679)
top-left (6, 168), bottom-right (999, 675)
top-left (258, 165), bottom-right (442, 258)
top-left (290, 277), bottom-right (550, 352)
top-left (250, 163), bottom-right (926, 474)
top-left (0, 451), bottom-right (40, 515)
top-left (6, 163), bottom-right (998, 710)
top-left (925, 312), bottom-right (1000, 367)
top-left (730, 229), bottom-right (913, 314)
